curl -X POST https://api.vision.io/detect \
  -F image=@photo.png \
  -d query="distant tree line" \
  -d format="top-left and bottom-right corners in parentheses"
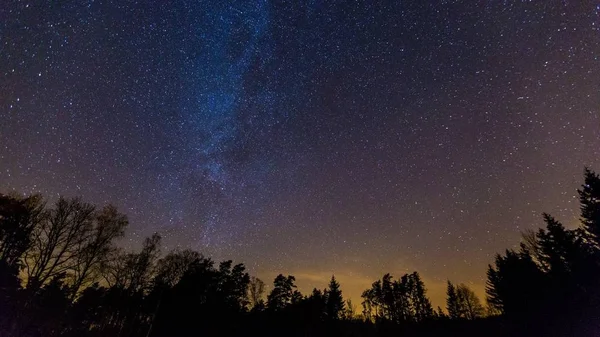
top-left (0, 168), bottom-right (598, 336)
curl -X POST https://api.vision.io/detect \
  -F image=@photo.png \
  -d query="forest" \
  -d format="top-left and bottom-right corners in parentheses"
top-left (0, 168), bottom-right (598, 337)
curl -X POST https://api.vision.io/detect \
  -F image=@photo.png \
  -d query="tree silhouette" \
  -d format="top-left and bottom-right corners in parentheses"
top-left (0, 193), bottom-right (45, 329)
top-left (361, 287), bottom-right (376, 322)
top-left (1, 167), bottom-right (599, 337)
top-left (408, 272), bottom-right (434, 322)
top-left (486, 249), bottom-right (545, 316)
top-left (248, 276), bottom-right (266, 311)
top-left (325, 275), bottom-right (344, 320)
top-left (446, 281), bottom-right (460, 319)
top-left (23, 197), bottom-right (95, 292)
top-left (154, 249), bottom-right (203, 287)
top-left (434, 306), bottom-right (446, 319)
top-left (291, 289), bottom-right (304, 305)
top-left (0, 193), bottom-right (44, 268)
top-left (579, 168), bottom-right (600, 248)
top-left (267, 274), bottom-right (297, 311)
top-left (217, 260), bottom-right (251, 312)
top-left (144, 249), bottom-right (205, 335)
top-left (484, 168), bottom-right (600, 335)
top-left (149, 253), bottom-right (217, 336)
top-left (305, 288), bottom-right (327, 321)
top-left (103, 233), bottom-right (161, 294)
top-left (456, 283), bottom-right (484, 320)
top-left (69, 205), bottom-right (127, 298)
top-left (344, 299), bottom-right (357, 320)
top-left (360, 271), bottom-right (433, 324)
top-left (31, 273), bottom-right (71, 335)
top-left (129, 233), bottom-right (161, 293)
top-left (447, 281), bottom-right (484, 320)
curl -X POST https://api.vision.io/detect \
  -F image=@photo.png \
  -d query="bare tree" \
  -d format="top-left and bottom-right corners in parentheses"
top-left (129, 233), bottom-right (161, 293)
top-left (101, 233), bottom-right (162, 293)
top-left (248, 276), bottom-right (265, 309)
top-left (69, 205), bottom-right (128, 297)
top-left (23, 197), bottom-right (95, 292)
top-left (456, 283), bottom-right (485, 320)
top-left (154, 249), bottom-right (203, 287)
top-left (101, 247), bottom-right (129, 288)
top-left (96, 234), bottom-right (161, 336)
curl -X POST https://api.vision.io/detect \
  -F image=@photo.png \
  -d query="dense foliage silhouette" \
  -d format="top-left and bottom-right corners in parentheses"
top-left (0, 168), bottom-right (598, 336)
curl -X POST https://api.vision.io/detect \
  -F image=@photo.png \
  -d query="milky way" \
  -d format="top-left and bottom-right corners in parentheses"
top-left (1, 1), bottom-right (599, 305)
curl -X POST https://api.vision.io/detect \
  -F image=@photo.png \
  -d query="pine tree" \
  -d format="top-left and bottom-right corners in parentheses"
top-left (537, 213), bottom-right (579, 275)
top-left (446, 281), bottom-right (460, 319)
top-left (485, 265), bottom-right (502, 312)
top-left (409, 272), bottom-right (434, 322)
top-left (380, 274), bottom-right (394, 320)
top-left (325, 275), bottom-right (344, 320)
top-left (435, 306), bottom-right (446, 319)
top-left (395, 274), bottom-right (412, 322)
top-left (485, 249), bottom-right (546, 317)
top-left (344, 299), bottom-right (356, 320)
top-left (579, 168), bottom-right (600, 248)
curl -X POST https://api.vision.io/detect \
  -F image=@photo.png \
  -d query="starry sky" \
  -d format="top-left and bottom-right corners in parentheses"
top-left (1, 1), bottom-right (599, 306)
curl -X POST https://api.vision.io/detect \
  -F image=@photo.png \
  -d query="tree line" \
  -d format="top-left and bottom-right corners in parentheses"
top-left (0, 168), bottom-right (598, 336)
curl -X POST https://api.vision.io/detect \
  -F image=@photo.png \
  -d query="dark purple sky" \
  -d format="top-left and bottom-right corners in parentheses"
top-left (1, 1), bottom-right (599, 305)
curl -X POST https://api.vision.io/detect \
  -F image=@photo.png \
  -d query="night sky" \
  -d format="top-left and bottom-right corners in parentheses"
top-left (1, 1), bottom-right (599, 306)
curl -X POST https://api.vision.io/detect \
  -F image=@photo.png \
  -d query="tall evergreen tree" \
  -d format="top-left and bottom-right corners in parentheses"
top-left (409, 272), bottom-right (434, 322)
top-left (485, 249), bottom-right (546, 316)
top-left (395, 274), bottom-right (412, 322)
top-left (307, 288), bottom-right (327, 319)
top-left (535, 213), bottom-right (585, 281)
top-left (446, 281), bottom-right (460, 319)
top-left (325, 275), bottom-right (344, 320)
top-left (434, 306), bottom-right (446, 319)
top-left (344, 299), bottom-right (356, 320)
top-left (579, 168), bottom-right (600, 248)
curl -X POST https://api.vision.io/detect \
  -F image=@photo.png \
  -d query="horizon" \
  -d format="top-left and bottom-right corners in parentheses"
top-left (0, 178), bottom-right (590, 310)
